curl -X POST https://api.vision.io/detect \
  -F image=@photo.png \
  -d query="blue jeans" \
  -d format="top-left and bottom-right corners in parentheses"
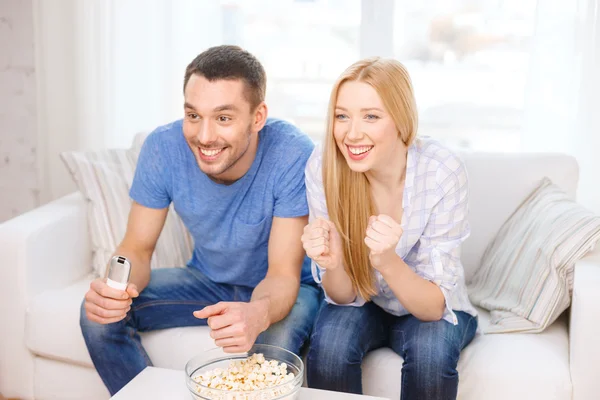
top-left (80, 267), bottom-right (322, 395)
top-left (307, 301), bottom-right (477, 400)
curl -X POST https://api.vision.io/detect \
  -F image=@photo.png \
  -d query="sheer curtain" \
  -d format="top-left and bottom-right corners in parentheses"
top-left (522, 0), bottom-right (600, 212)
top-left (392, 0), bottom-right (538, 151)
top-left (100, 0), bottom-right (363, 148)
top-left (574, 0), bottom-right (600, 213)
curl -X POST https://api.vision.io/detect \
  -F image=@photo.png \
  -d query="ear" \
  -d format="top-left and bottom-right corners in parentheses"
top-left (251, 101), bottom-right (268, 134)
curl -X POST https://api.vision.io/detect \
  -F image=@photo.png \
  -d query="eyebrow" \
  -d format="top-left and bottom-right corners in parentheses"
top-left (184, 103), bottom-right (240, 112)
top-left (213, 104), bottom-right (239, 112)
top-left (335, 106), bottom-right (385, 112)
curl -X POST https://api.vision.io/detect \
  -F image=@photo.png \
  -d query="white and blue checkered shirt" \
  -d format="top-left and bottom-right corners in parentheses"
top-left (306, 137), bottom-right (478, 325)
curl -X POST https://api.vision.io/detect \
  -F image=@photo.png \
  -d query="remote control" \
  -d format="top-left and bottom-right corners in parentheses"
top-left (106, 255), bottom-right (131, 291)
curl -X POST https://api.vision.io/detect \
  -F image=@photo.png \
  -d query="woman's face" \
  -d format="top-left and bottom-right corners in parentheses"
top-left (333, 80), bottom-right (405, 174)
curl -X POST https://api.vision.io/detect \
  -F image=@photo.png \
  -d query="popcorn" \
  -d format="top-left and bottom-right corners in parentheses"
top-left (191, 353), bottom-right (297, 400)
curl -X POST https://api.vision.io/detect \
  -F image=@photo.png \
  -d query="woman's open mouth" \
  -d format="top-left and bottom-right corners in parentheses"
top-left (346, 145), bottom-right (373, 161)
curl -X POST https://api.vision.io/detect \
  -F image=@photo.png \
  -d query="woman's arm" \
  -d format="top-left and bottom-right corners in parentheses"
top-left (319, 247), bottom-right (358, 305)
top-left (304, 148), bottom-right (362, 306)
top-left (366, 159), bottom-right (470, 323)
top-left (379, 257), bottom-right (446, 321)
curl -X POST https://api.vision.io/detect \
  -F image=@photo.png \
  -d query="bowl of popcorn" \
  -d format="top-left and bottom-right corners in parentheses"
top-left (185, 344), bottom-right (303, 400)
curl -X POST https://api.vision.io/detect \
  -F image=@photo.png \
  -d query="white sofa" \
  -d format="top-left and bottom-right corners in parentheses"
top-left (1, 151), bottom-right (600, 400)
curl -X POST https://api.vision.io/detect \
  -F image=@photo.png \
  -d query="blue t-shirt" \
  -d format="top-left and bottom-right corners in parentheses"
top-left (130, 118), bottom-right (315, 288)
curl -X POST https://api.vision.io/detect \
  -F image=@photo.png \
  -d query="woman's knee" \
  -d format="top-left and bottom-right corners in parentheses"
top-left (307, 326), bottom-right (359, 381)
top-left (310, 323), bottom-right (356, 358)
top-left (308, 308), bottom-right (369, 368)
top-left (404, 320), bottom-right (461, 377)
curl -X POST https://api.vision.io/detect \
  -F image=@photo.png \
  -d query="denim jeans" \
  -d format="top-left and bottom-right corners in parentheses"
top-left (307, 301), bottom-right (477, 400)
top-left (80, 267), bottom-right (322, 395)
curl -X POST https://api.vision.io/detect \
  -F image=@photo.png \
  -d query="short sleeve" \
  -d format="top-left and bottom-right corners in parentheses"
top-left (273, 135), bottom-right (314, 218)
top-left (129, 130), bottom-right (172, 209)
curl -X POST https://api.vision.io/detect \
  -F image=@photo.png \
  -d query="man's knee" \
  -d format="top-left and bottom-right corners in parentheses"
top-left (257, 284), bottom-right (321, 354)
top-left (287, 284), bottom-right (321, 327)
top-left (79, 299), bottom-right (125, 343)
top-left (255, 324), bottom-right (297, 354)
top-left (80, 298), bottom-right (95, 332)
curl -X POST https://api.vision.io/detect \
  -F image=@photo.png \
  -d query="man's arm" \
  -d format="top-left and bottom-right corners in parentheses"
top-left (83, 201), bottom-right (168, 324)
top-left (195, 215), bottom-right (307, 352)
top-left (195, 130), bottom-right (313, 352)
top-left (112, 202), bottom-right (168, 292)
top-left (250, 215), bottom-right (307, 327)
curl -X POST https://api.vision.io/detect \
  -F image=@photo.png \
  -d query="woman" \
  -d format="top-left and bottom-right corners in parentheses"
top-left (301, 57), bottom-right (478, 400)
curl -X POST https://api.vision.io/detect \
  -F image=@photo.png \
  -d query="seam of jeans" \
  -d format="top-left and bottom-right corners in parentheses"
top-left (400, 344), bottom-right (407, 400)
top-left (132, 300), bottom-right (213, 312)
top-left (127, 324), bottom-right (153, 366)
top-left (307, 302), bottom-right (329, 366)
top-left (401, 329), bottom-right (407, 358)
top-left (460, 314), bottom-right (475, 349)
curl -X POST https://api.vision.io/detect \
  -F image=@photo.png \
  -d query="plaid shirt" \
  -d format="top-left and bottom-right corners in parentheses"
top-left (306, 137), bottom-right (477, 325)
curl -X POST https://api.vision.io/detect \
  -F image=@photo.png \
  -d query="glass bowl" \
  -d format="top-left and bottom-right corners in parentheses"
top-left (185, 344), bottom-right (303, 400)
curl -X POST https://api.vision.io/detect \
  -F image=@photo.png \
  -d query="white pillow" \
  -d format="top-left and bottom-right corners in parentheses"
top-left (468, 177), bottom-right (600, 333)
top-left (61, 133), bottom-right (193, 277)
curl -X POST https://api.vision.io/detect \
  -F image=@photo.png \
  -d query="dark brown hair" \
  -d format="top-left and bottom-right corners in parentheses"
top-left (184, 45), bottom-right (266, 109)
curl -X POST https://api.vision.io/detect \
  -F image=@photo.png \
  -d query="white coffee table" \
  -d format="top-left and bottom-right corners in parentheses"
top-left (110, 367), bottom-right (388, 399)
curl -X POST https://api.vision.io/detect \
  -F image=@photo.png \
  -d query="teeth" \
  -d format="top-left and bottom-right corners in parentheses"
top-left (349, 146), bottom-right (373, 155)
top-left (200, 148), bottom-right (223, 156)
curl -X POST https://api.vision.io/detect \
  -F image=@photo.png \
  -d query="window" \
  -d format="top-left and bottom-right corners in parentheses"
top-left (108, 0), bottom-right (537, 152)
top-left (393, 1), bottom-right (537, 151)
top-left (38, 0), bottom-right (600, 212)
top-left (170, 0), bottom-right (361, 141)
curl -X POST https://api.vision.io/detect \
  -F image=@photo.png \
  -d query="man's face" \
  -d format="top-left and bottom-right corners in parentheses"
top-left (183, 74), bottom-right (257, 182)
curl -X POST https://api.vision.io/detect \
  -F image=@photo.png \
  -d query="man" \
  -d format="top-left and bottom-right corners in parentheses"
top-left (80, 45), bottom-right (321, 395)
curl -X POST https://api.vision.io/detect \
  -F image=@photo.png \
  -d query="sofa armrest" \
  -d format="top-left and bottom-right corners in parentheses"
top-left (0, 192), bottom-right (92, 295)
top-left (569, 244), bottom-right (600, 400)
top-left (0, 192), bottom-right (92, 399)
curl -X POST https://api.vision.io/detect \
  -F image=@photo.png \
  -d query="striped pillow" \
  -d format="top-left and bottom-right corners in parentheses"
top-left (61, 135), bottom-right (193, 277)
top-left (468, 177), bottom-right (600, 333)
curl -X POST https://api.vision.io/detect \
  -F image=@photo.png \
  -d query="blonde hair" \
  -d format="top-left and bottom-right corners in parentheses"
top-left (323, 57), bottom-right (418, 301)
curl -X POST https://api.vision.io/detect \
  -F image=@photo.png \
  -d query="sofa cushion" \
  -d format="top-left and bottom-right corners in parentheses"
top-left (361, 308), bottom-right (571, 400)
top-left (26, 278), bottom-right (215, 369)
top-left (27, 280), bottom-right (571, 400)
top-left (60, 134), bottom-right (193, 277)
top-left (460, 152), bottom-right (578, 283)
top-left (469, 177), bottom-right (600, 333)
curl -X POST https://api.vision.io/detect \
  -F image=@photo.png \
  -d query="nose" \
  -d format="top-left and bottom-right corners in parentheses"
top-left (346, 120), bottom-right (363, 141)
top-left (197, 120), bottom-right (218, 145)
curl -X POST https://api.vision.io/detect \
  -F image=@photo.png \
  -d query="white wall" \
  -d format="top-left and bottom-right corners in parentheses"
top-left (0, 0), bottom-right (84, 222)
top-left (0, 0), bottom-right (40, 222)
